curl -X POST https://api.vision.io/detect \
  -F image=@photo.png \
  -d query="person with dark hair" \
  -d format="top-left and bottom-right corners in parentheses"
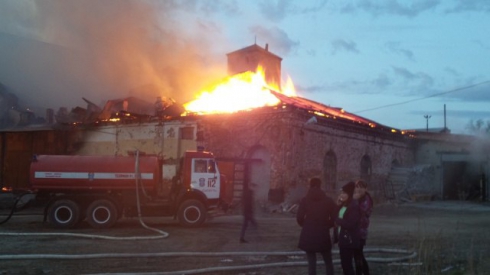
top-left (239, 183), bottom-right (257, 243)
top-left (353, 180), bottom-right (373, 275)
top-left (334, 181), bottom-right (361, 275)
top-left (297, 177), bottom-right (336, 275)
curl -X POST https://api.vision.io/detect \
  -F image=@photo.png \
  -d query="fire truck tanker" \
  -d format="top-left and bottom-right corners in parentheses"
top-left (29, 150), bottom-right (225, 229)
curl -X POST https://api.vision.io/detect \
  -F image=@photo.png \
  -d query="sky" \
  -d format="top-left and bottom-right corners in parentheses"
top-left (0, 0), bottom-right (489, 134)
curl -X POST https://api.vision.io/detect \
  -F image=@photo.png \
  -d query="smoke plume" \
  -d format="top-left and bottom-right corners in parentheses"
top-left (0, 0), bottom-right (228, 114)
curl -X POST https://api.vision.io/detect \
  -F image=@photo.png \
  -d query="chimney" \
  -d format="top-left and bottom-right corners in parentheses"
top-left (265, 43), bottom-right (269, 51)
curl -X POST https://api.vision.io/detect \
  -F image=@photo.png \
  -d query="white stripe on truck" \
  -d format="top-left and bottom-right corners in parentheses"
top-left (34, 172), bottom-right (154, 180)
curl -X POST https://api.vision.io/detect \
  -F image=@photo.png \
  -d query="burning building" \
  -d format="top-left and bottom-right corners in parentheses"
top-left (1, 44), bottom-right (488, 206)
top-left (65, 43), bottom-right (416, 206)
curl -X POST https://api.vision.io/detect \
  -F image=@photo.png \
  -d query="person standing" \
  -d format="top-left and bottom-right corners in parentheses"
top-left (240, 183), bottom-right (257, 243)
top-left (297, 177), bottom-right (336, 275)
top-left (353, 180), bottom-right (373, 275)
top-left (334, 181), bottom-right (361, 275)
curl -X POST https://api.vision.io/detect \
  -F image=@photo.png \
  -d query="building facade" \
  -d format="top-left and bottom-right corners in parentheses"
top-left (3, 44), bottom-right (488, 207)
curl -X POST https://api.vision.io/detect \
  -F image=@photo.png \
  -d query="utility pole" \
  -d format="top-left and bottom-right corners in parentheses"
top-left (424, 115), bottom-right (431, 132)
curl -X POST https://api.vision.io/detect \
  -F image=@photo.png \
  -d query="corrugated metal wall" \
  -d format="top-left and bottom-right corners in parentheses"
top-left (1, 130), bottom-right (71, 189)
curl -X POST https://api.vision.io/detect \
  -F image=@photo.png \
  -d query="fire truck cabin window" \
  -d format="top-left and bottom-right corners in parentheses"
top-left (208, 160), bottom-right (216, 173)
top-left (195, 160), bottom-right (207, 173)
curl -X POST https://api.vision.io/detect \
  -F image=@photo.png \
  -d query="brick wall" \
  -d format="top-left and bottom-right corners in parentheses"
top-left (198, 107), bottom-right (415, 202)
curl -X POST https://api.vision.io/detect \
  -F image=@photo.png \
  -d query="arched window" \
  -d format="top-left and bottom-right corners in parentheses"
top-left (323, 151), bottom-right (337, 191)
top-left (360, 155), bottom-right (372, 183)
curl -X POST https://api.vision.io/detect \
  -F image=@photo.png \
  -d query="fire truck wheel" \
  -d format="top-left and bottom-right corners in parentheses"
top-left (177, 199), bottom-right (206, 227)
top-left (47, 199), bottom-right (81, 229)
top-left (86, 199), bottom-right (118, 229)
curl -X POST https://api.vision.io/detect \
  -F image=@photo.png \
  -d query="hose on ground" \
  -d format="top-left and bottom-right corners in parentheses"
top-left (0, 231), bottom-right (167, 241)
top-left (0, 248), bottom-right (416, 260)
top-left (0, 192), bottom-right (34, 225)
top-left (82, 248), bottom-right (418, 275)
top-left (0, 248), bottom-right (417, 274)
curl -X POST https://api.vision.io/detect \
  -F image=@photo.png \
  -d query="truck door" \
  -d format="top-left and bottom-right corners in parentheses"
top-left (191, 158), bottom-right (220, 199)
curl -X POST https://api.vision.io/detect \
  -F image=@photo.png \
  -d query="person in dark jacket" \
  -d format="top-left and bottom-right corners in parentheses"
top-left (353, 180), bottom-right (373, 275)
top-left (334, 181), bottom-right (361, 275)
top-left (239, 183), bottom-right (257, 243)
top-left (297, 177), bottom-right (336, 275)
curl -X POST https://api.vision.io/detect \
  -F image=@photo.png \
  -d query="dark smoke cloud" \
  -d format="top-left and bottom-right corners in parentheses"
top-left (0, 0), bottom-right (228, 113)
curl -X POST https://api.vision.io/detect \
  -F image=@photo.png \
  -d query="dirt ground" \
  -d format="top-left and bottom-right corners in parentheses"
top-left (1, 201), bottom-right (489, 275)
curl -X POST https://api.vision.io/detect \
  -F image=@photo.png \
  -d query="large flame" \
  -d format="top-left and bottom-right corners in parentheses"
top-left (183, 66), bottom-right (296, 115)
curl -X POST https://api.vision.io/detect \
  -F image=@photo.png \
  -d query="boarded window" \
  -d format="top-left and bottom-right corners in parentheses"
top-left (180, 127), bottom-right (194, 140)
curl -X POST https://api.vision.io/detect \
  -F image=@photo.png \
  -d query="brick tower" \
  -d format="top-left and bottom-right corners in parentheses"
top-left (226, 43), bottom-right (282, 89)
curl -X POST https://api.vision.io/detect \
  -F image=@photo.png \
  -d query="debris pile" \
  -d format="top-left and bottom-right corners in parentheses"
top-left (0, 82), bottom-right (185, 129)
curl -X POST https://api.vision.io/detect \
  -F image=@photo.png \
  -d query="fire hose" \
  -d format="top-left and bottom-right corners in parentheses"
top-left (0, 151), bottom-right (169, 240)
top-left (0, 248), bottom-right (417, 274)
top-left (0, 191), bottom-right (33, 225)
top-left (132, 150), bottom-right (169, 239)
top-left (1, 200), bottom-right (418, 274)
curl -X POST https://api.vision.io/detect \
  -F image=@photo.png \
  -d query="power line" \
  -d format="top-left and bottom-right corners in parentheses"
top-left (354, 80), bottom-right (490, 114)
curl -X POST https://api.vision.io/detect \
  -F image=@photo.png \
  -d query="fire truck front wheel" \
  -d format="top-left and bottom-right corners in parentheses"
top-left (177, 199), bottom-right (206, 227)
top-left (86, 199), bottom-right (118, 229)
top-left (47, 199), bottom-right (81, 229)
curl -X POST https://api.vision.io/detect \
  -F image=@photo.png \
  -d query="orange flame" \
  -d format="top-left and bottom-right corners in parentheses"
top-left (183, 66), bottom-right (296, 115)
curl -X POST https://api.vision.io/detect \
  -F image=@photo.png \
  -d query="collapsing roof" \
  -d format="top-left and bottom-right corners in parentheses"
top-left (52, 96), bottom-right (185, 125)
top-left (50, 90), bottom-right (398, 136)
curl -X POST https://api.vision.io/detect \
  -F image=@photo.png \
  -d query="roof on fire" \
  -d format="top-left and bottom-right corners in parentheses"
top-left (269, 90), bottom-right (396, 131)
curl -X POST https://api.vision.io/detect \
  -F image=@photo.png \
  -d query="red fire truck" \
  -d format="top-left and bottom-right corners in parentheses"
top-left (29, 149), bottom-right (226, 229)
